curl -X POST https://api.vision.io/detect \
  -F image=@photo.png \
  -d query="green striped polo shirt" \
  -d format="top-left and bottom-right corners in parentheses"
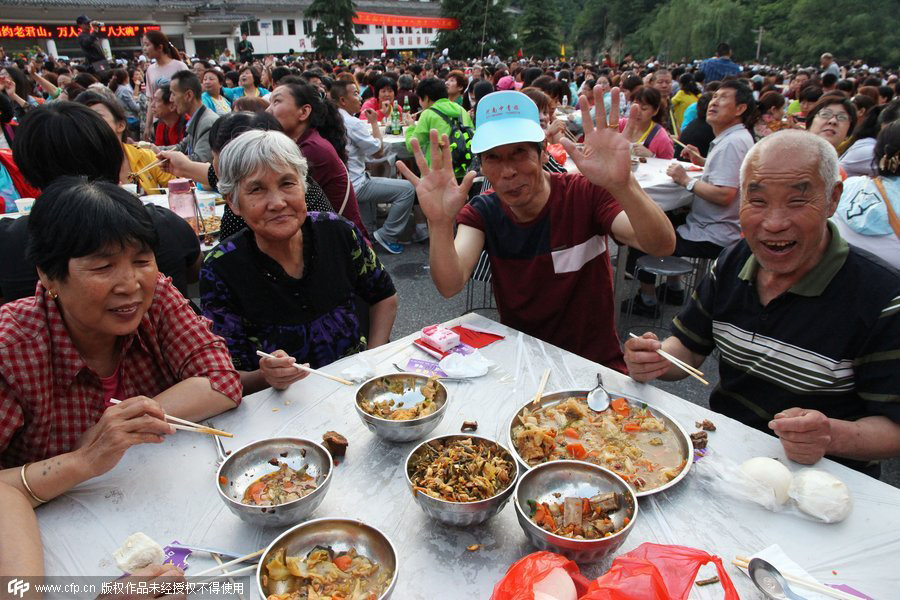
top-left (672, 222), bottom-right (900, 475)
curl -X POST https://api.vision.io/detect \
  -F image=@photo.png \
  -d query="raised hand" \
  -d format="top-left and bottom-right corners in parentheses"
top-left (396, 129), bottom-right (476, 228)
top-left (560, 85), bottom-right (634, 192)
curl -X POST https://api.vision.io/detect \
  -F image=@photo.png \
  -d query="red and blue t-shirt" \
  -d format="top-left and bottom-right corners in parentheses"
top-left (458, 173), bottom-right (627, 372)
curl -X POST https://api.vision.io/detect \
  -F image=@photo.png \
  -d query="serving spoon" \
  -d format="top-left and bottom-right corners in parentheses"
top-left (586, 373), bottom-right (611, 412)
top-left (748, 558), bottom-right (808, 600)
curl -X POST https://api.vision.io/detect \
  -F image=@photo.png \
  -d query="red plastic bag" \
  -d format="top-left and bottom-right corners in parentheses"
top-left (547, 143), bottom-right (568, 166)
top-left (490, 551), bottom-right (591, 600)
top-left (581, 543), bottom-right (739, 600)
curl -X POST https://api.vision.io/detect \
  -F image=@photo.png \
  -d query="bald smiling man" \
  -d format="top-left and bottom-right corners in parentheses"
top-left (625, 130), bottom-right (900, 478)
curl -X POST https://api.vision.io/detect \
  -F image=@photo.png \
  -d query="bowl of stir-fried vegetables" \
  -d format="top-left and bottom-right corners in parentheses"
top-left (257, 517), bottom-right (398, 600)
top-left (355, 374), bottom-right (449, 442)
top-left (216, 437), bottom-right (333, 527)
top-left (404, 434), bottom-right (519, 526)
top-left (513, 460), bottom-right (638, 563)
top-left (508, 390), bottom-right (692, 496)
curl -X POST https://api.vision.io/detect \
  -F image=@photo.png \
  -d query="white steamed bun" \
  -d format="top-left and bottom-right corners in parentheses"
top-left (789, 469), bottom-right (852, 523)
top-left (113, 532), bottom-right (165, 573)
top-left (740, 457), bottom-right (793, 506)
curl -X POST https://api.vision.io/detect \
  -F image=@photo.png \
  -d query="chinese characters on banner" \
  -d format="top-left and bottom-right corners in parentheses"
top-left (0, 23), bottom-right (160, 39)
top-left (0, 25), bottom-right (53, 39)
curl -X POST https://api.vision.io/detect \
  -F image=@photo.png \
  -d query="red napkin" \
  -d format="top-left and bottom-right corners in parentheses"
top-left (451, 326), bottom-right (504, 349)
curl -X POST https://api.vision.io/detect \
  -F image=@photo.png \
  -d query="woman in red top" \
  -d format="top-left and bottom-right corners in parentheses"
top-left (0, 178), bottom-right (241, 504)
top-left (267, 83), bottom-right (369, 240)
top-left (359, 77), bottom-right (401, 122)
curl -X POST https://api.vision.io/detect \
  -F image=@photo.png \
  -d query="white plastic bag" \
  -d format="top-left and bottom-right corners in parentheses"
top-left (693, 450), bottom-right (852, 523)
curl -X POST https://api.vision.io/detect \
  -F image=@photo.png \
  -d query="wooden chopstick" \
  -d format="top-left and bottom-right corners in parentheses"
top-left (628, 334), bottom-right (709, 385)
top-left (533, 368), bottom-right (551, 404)
top-left (255, 350), bottom-right (355, 386)
top-left (109, 399), bottom-right (234, 438)
top-left (196, 563), bottom-right (258, 580)
top-left (732, 558), bottom-right (858, 600)
top-left (213, 552), bottom-right (245, 599)
top-left (167, 423), bottom-right (233, 438)
top-left (131, 159), bottom-right (166, 176)
top-left (192, 549), bottom-right (264, 577)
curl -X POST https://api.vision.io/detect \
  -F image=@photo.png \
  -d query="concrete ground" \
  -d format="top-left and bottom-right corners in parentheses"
top-left (375, 239), bottom-right (900, 489)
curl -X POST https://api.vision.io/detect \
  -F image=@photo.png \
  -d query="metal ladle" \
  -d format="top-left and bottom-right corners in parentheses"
top-left (748, 558), bottom-right (808, 600)
top-left (586, 373), bottom-right (611, 412)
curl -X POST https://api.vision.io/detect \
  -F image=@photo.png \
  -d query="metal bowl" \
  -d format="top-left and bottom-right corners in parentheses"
top-left (256, 517), bottom-right (398, 600)
top-left (514, 460), bottom-right (638, 563)
top-left (507, 389), bottom-right (693, 497)
top-left (216, 437), bottom-right (332, 527)
top-left (355, 373), bottom-right (449, 442)
top-left (404, 434), bottom-right (519, 527)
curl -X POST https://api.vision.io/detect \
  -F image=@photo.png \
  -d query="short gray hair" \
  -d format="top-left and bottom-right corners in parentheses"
top-left (740, 129), bottom-right (841, 199)
top-left (216, 129), bottom-right (308, 206)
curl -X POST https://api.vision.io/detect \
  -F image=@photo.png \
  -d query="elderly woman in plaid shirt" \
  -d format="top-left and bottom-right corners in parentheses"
top-left (0, 178), bottom-right (242, 575)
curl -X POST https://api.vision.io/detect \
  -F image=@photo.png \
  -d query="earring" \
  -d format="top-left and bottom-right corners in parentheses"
top-left (49, 289), bottom-right (59, 300)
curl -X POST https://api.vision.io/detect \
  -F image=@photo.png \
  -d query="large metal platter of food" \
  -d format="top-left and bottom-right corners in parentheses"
top-left (508, 390), bottom-right (692, 496)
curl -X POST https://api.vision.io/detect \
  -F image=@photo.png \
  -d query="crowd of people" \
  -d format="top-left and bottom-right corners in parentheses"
top-left (1, 29), bottom-right (899, 583)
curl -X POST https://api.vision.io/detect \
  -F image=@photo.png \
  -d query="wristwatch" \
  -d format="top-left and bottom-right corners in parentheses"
top-left (685, 179), bottom-right (697, 192)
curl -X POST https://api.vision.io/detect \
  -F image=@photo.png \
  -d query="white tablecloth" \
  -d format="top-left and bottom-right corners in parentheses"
top-left (35, 314), bottom-right (899, 599)
top-left (564, 156), bottom-right (700, 211)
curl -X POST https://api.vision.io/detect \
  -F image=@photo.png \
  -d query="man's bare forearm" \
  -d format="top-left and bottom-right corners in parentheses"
top-left (427, 222), bottom-right (467, 297)
top-left (692, 181), bottom-right (737, 207)
top-left (612, 177), bottom-right (676, 256)
top-left (828, 415), bottom-right (900, 461)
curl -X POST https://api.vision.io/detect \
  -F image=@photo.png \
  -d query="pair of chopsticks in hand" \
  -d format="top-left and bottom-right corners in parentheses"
top-left (109, 398), bottom-right (233, 438)
top-left (255, 350), bottom-right (354, 386)
top-left (130, 158), bottom-right (167, 177)
top-left (628, 333), bottom-right (709, 385)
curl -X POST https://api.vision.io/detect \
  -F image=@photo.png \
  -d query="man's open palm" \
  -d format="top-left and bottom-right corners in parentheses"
top-left (397, 129), bottom-right (476, 226)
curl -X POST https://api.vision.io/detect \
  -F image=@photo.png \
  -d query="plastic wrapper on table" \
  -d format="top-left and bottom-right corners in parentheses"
top-left (490, 544), bottom-right (738, 600)
top-left (580, 542), bottom-right (739, 600)
top-left (693, 450), bottom-right (853, 523)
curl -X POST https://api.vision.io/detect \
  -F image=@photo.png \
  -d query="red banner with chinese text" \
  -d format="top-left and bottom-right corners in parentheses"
top-left (352, 12), bottom-right (459, 30)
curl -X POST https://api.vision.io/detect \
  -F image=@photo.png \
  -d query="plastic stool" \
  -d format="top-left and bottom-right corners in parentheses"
top-left (622, 255), bottom-right (694, 332)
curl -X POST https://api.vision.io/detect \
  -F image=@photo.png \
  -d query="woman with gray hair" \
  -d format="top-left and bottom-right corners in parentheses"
top-left (200, 129), bottom-right (398, 394)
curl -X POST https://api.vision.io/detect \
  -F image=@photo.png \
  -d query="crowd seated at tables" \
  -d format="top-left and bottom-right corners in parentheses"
top-left (1, 37), bottom-right (900, 579)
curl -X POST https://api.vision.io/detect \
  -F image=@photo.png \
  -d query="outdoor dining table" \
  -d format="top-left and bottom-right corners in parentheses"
top-left (35, 313), bottom-right (899, 599)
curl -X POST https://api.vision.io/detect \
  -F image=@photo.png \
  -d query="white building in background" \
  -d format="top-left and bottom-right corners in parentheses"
top-left (0, 0), bottom-right (458, 60)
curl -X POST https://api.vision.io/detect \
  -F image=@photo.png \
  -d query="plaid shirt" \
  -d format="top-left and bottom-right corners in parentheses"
top-left (0, 274), bottom-right (242, 468)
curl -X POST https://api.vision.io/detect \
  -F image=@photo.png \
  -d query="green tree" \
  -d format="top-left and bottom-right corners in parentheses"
top-left (627, 0), bottom-right (753, 62)
top-left (305, 0), bottom-right (362, 57)
top-left (519, 0), bottom-right (562, 59)
top-left (571, 0), bottom-right (608, 59)
top-left (771, 0), bottom-right (900, 66)
top-left (434, 0), bottom-right (515, 59)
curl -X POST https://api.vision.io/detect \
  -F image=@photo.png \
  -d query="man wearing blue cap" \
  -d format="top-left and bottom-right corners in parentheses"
top-left (397, 87), bottom-right (676, 371)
